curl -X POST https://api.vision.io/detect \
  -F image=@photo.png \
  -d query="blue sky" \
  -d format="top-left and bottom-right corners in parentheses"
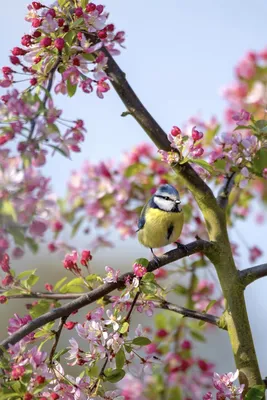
top-left (1, 1), bottom-right (267, 375)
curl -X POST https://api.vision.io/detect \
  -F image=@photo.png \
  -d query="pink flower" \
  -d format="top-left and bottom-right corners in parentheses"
top-left (1, 253), bottom-right (10, 272)
top-left (80, 78), bottom-right (93, 94)
top-left (192, 126), bottom-right (204, 141)
top-left (62, 250), bottom-right (80, 273)
top-left (80, 250), bottom-right (93, 266)
top-left (203, 392), bottom-right (213, 400)
top-left (96, 77), bottom-right (110, 98)
top-left (249, 246), bottom-right (263, 263)
top-left (0, 295), bottom-right (7, 304)
top-left (263, 168), bottom-right (267, 179)
top-left (232, 109), bottom-right (251, 125)
top-left (133, 262), bottom-right (147, 277)
top-left (103, 266), bottom-right (120, 283)
top-left (62, 66), bottom-right (80, 85)
top-left (11, 365), bottom-right (25, 379)
top-left (29, 219), bottom-right (47, 237)
top-left (171, 126), bottom-right (181, 136)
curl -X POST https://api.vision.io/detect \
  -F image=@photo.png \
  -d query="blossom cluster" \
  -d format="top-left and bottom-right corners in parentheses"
top-left (203, 370), bottom-right (244, 399)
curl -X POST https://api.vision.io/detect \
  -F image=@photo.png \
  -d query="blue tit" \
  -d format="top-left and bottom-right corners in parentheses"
top-left (137, 184), bottom-right (184, 259)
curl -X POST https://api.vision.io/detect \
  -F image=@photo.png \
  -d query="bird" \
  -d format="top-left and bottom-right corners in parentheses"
top-left (137, 184), bottom-right (185, 263)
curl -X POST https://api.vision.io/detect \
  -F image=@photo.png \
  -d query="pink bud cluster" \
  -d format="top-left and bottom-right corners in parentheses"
top-left (62, 249), bottom-right (93, 274)
top-left (159, 125), bottom-right (205, 164)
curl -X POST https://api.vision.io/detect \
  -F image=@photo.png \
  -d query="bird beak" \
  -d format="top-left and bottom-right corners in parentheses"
top-left (176, 200), bottom-right (181, 204)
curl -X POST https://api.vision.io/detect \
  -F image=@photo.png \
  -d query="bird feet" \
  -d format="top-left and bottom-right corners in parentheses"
top-left (174, 241), bottom-right (189, 256)
top-left (150, 248), bottom-right (161, 266)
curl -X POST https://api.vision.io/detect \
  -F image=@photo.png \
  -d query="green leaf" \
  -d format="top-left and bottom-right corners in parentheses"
top-left (64, 30), bottom-right (77, 47)
top-left (0, 200), bottom-right (17, 221)
top-left (60, 277), bottom-right (85, 293)
top-left (245, 385), bottom-right (265, 400)
top-left (204, 299), bottom-right (217, 312)
top-left (48, 144), bottom-right (70, 158)
top-left (43, 56), bottom-right (57, 76)
top-left (53, 348), bottom-right (68, 361)
top-left (155, 313), bottom-right (167, 329)
top-left (71, 216), bottom-right (84, 237)
top-left (213, 158), bottom-right (227, 171)
top-left (30, 300), bottom-right (51, 318)
top-left (142, 272), bottom-right (156, 281)
top-left (105, 369), bottom-right (125, 383)
top-left (234, 124), bottom-right (255, 131)
top-left (3, 288), bottom-right (26, 296)
top-left (132, 337), bottom-right (151, 346)
top-left (173, 284), bottom-right (188, 296)
top-left (71, 17), bottom-right (84, 29)
top-left (0, 394), bottom-right (21, 399)
top-left (124, 344), bottom-right (132, 353)
top-left (81, 0), bottom-right (88, 8)
top-left (119, 322), bottom-right (129, 334)
top-left (67, 79), bottom-right (77, 97)
top-left (190, 159), bottom-right (214, 174)
top-left (58, 0), bottom-right (69, 7)
top-left (17, 269), bottom-right (37, 280)
top-left (124, 162), bottom-right (146, 178)
top-left (255, 120), bottom-right (267, 130)
top-left (80, 53), bottom-right (94, 62)
top-left (7, 227), bottom-right (25, 247)
top-left (134, 258), bottom-right (149, 268)
top-left (167, 386), bottom-right (182, 400)
top-left (253, 148), bottom-right (267, 177)
top-left (25, 273), bottom-right (39, 288)
top-left (54, 277), bottom-right (68, 291)
top-left (115, 348), bottom-right (126, 369)
top-left (121, 111), bottom-right (131, 117)
top-left (25, 237), bottom-right (39, 253)
top-left (190, 330), bottom-right (206, 342)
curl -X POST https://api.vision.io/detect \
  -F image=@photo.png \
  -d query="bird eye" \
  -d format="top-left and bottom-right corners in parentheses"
top-left (164, 196), bottom-right (170, 201)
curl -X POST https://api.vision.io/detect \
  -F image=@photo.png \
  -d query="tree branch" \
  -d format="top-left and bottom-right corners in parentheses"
top-left (103, 48), bottom-right (218, 213)
top-left (239, 263), bottom-right (267, 287)
top-left (217, 172), bottom-right (236, 209)
top-left (0, 239), bottom-right (211, 353)
top-left (49, 316), bottom-right (67, 365)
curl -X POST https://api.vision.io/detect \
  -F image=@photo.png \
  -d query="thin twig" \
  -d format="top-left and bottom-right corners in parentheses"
top-left (0, 239), bottom-right (212, 354)
top-left (49, 316), bottom-right (68, 365)
top-left (89, 355), bottom-right (109, 395)
top-left (124, 290), bottom-right (140, 323)
top-left (239, 263), bottom-right (267, 288)
top-left (217, 172), bottom-right (236, 209)
top-left (28, 57), bottom-right (61, 141)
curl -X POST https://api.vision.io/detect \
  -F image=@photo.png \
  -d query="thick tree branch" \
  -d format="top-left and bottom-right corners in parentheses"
top-left (0, 239), bottom-right (211, 353)
top-left (239, 263), bottom-right (267, 287)
top-left (217, 172), bottom-right (236, 209)
top-left (103, 48), bottom-right (218, 212)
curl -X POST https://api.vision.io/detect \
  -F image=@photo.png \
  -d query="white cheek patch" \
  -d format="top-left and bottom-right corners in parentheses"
top-left (154, 197), bottom-right (174, 211)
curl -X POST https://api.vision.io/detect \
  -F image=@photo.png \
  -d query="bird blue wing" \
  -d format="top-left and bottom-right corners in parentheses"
top-left (137, 200), bottom-right (150, 232)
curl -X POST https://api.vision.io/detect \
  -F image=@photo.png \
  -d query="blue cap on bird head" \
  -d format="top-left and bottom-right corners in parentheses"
top-left (155, 184), bottom-right (180, 198)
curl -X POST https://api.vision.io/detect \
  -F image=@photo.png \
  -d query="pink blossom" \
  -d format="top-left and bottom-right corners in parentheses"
top-left (103, 266), bottom-right (120, 283)
top-left (249, 246), bottom-right (263, 263)
top-left (133, 262), bottom-right (147, 277)
top-left (96, 77), bottom-right (110, 98)
top-left (263, 168), bottom-right (267, 179)
top-left (232, 109), bottom-right (251, 125)
top-left (117, 374), bottom-right (144, 400)
top-left (11, 365), bottom-right (25, 379)
top-left (29, 219), bottom-right (47, 236)
top-left (62, 66), bottom-right (80, 85)
top-left (62, 250), bottom-right (80, 273)
top-left (203, 392), bottom-right (213, 400)
top-left (80, 78), bottom-right (93, 93)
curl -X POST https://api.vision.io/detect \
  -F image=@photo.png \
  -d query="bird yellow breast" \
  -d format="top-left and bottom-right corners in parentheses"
top-left (138, 208), bottom-right (184, 249)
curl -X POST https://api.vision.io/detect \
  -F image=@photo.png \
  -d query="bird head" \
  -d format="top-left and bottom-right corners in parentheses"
top-left (153, 184), bottom-right (182, 212)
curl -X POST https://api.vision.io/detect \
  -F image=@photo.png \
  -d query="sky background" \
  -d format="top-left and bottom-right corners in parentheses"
top-left (1, 0), bottom-right (267, 379)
